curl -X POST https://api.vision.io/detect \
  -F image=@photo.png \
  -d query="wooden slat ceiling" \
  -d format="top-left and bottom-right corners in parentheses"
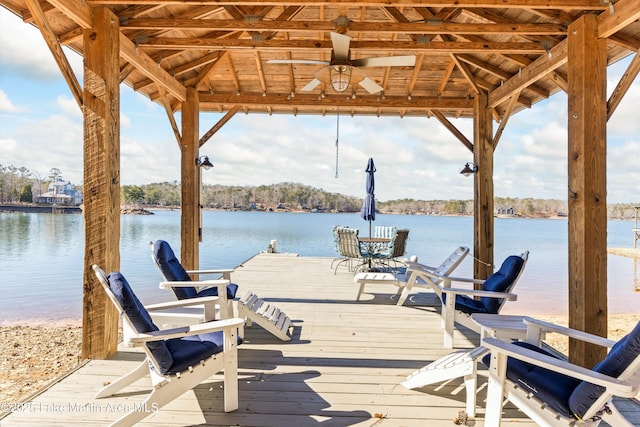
top-left (2, 0), bottom-right (640, 119)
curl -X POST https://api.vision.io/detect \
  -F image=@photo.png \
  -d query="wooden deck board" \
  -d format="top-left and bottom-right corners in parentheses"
top-left (1, 254), bottom-right (636, 426)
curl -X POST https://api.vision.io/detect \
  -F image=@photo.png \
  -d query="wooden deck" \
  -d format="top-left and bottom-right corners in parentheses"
top-left (2, 254), bottom-right (638, 426)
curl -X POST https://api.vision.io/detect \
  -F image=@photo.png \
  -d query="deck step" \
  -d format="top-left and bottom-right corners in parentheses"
top-left (238, 291), bottom-right (292, 341)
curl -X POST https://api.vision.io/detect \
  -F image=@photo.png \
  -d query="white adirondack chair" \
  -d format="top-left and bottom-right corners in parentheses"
top-left (438, 251), bottom-right (528, 348)
top-left (395, 246), bottom-right (470, 305)
top-left (151, 240), bottom-right (293, 341)
top-left (353, 246), bottom-right (469, 302)
top-left (92, 265), bottom-right (244, 427)
top-left (483, 317), bottom-right (640, 427)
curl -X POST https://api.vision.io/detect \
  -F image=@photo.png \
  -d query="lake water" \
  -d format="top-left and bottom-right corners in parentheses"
top-left (1, 210), bottom-right (638, 323)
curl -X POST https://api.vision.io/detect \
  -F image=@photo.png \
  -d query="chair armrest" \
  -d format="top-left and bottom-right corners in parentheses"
top-left (185, 268), bottom-right (235, 275)
top-left (522, 317), bottom-right (617, 348)
top-left (126, 317), bottom-right (245, 345)
top-left (144, 296), bottom-right (220, 312)
top-left (405, 261), bottom-right (437, 271)
top-left (482, 337), bottom-right (637, 396)
top-left (441, 287), bottom-right (517, 301)
top-left (440, 275), bottom-right (485, 285)
top-left (159, 279), bottom-right (230, 289)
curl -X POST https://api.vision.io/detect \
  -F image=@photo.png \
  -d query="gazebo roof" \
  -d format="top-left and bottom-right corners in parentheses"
top-left (1, 0), bottom-right (639, 119)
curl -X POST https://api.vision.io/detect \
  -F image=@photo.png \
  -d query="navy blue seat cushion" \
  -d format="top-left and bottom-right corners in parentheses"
top-left (152, 240), bottom-right (238, 299)
top-left (482, 341), bottom-right (581, 418)
top-left (107, 272), bottom-right (174, 372)
top-left (441, 255), bottom-right (524, 315)
top-left (569, 321), bottom-right (640, 418)
top-left (107, 272), bottom-right (241, 376)
top-left (196, 283), bottom-right (239, 299)
top-left (164, 332), bottom-right (226, 374)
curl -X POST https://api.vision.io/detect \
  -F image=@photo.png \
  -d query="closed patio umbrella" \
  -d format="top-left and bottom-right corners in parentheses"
top-left (360, 158), bottom-right (376, 238)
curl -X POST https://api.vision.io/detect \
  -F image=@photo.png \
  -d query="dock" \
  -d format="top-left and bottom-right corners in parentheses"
top-left (1, 254), bottom-right (638, 426)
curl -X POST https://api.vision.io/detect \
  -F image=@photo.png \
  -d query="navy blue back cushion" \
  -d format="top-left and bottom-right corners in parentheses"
top-left (153, 240), bottom-right (239, 299)
top-left (482, 341), bottom-right (581, 418)
top-left (444, 254), bottom-right (524, 315)
top-left (152, 240), bottom-right (198, 299)
top-left (480, 255), bottom-right (524, 313)
top-left (569, 321), bottom-right (640, 418)
top-left (107, 272), bottom-right (174, 372)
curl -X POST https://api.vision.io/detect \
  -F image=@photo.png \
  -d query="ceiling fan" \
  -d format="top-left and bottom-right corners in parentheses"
top-left (267, 32), bottom-right (416, 94)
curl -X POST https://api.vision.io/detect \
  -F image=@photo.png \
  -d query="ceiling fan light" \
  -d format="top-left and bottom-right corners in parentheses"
top-left (329, 65), bottom-right (352, 92)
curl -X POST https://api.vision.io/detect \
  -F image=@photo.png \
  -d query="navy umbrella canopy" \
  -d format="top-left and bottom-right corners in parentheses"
top-left (360, 158), bottom-right (376, 237)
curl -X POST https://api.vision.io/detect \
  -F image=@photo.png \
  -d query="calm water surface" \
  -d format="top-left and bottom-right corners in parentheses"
top-left (1, 210), bottom-right (638, 323)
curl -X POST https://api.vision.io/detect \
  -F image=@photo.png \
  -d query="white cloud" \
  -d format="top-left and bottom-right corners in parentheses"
top-left (0, 9), bottom-right (82, 81)
top-left (0, 89), bottom-right (25, 113)
top-left (56, 95), bottom-right (82, 118)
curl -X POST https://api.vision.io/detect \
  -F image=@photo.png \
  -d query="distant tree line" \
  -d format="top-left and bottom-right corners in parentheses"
top-left (121, 181), bottom-right (364, 213)
top-left (1, 164), bottom-right (637, 218)
top-left (119, 181), bottom-right (638, 219)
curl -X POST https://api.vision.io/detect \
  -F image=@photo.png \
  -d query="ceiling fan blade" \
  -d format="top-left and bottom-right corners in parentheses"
top-left (351, 55), bottom-right (416, 67)
top-left (268, 59), bottom-right (330, 65)
top-left (358, 77), bottom-right (384, 94)
top-left (301, 78), bottom-right (322, 91)
top-left (330, 32), bottom-right (351, 61)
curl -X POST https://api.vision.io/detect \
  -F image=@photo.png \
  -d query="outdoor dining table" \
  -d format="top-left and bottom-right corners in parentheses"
top-left (359, 237), bottom-right (391, 270)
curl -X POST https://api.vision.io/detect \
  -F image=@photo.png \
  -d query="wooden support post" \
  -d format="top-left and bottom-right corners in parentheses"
top-left (180, 87), bottom-right (200, 270)
top-left (567, 14), bottom-right (608, 367)
top-left (82, 7), bottom-right (120, 359)
top-left (473, 91), bottom-right (494, 282)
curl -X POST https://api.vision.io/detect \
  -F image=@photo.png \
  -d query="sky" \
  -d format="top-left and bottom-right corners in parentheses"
top-left (1, 8), bottom-right (639, 203)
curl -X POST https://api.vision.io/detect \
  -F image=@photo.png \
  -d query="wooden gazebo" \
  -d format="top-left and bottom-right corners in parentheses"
top-left (2, 0), bottom-right (639, 368)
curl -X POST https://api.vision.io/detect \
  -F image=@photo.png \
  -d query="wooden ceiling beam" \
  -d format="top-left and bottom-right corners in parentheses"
top-left (457, 54), bottom-right (550, 99)
top-left (597, 0), bottom-right (640, 39)
top-left (87, 0), bottom-right (608, 11)
top-left (199, 92), bottom-right (473, 110)
top-left (488, 40), bottom-right (567, 108)
top-left (121, 18), bottom-right (567, 36)
top-left (136, 38), bottom-right (547, 54)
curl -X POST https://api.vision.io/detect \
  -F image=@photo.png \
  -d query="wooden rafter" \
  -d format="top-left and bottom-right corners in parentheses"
top-left (597, 0), bottom-right (640, 39)
top-left (607, 51), bottom-right (640, 120)
top-left (492, 90), bottom-right (520, 148)
top-left (431, 110), bottom-right (473, 152)
top-left (449, 53), bottom-right (481, 95)
top-left (488, 40), bottom-right (567, 108)
top-left (199, 105), bottom-right (241, 146)
top-left (159, 87), bottom-right (182, 146)
top-left (47, 0), bottom-right (187, 101)
top-left (25, 0), bottom-right (83, 108)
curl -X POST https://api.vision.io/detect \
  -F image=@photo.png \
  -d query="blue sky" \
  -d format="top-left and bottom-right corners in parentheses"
top-left (1, 8), bottom-right (638, 203)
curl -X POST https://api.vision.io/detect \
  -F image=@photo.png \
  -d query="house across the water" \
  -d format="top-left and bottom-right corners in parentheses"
top-left (35, 180), bottom-right (83, 206)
